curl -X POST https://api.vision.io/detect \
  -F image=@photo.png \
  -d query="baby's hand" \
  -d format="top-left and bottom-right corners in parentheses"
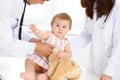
top-left (29, 24), bottom-right (39, 34)
top-left (57, 51), bottom-right (64, 58)
top-left (29, 24), bottom-right (36, 31)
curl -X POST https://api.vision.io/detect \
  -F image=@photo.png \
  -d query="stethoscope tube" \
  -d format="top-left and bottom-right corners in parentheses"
top-left (18, 0), bottom-right (26, 40)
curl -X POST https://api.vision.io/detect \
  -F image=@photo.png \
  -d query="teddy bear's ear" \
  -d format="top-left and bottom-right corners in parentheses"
top-left (48, 53), bottom-right (58, 61)
top-left (52, 48), bottom-right (58, 54)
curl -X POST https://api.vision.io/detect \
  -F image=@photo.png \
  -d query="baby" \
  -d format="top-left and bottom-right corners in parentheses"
top-left (21, 12), bottom-right (72, 80)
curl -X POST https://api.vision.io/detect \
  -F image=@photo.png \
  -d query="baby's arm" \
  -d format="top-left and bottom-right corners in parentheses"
top-left (29, 24), bottom-right (50, 40)
top-left (57, 42), bottom-right (72, 58)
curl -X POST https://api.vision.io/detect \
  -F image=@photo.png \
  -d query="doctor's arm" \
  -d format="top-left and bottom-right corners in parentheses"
top-left (69, 28), bottom-right (92, 50)
top-left (0, 15), bottom-right (35, 57)
top-left (69, 16), bottom-right (92, 50)
top-left (0, 1), bottom-right (52, 57)
top-left (0, 16), bottom-right (52, 57)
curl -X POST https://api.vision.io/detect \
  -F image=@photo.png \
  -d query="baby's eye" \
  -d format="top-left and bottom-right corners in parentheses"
top-left (56, 25), bottom-right (59, 27)
top-left (63, 26), bottom-right (66, 28)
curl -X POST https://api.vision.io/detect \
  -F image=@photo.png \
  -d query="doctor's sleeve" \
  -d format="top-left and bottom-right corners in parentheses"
top-left (69, 28), bottom-right (92, 50)
top-left (0, 13), bottom-right (35, 57)
top-left (103, 7), bottom-right (120, 78)
top-left (14, 26), bottom-right (36, 41)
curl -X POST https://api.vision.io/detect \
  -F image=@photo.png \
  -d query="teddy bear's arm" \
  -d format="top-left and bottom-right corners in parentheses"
top-left (47, 59), bottom-right (59, 77)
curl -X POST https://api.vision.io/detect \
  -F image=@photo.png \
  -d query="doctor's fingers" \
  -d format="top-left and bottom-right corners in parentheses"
top-left (100, 74), bottom-right (112, 80)
top-left (35, 42), bottom-right (53, 57)
top-left (42, 43), bottom-right (53, 56)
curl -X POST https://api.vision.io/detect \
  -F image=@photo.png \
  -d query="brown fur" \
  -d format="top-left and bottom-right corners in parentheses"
top-left (47, 50), bottom-right (81, 80)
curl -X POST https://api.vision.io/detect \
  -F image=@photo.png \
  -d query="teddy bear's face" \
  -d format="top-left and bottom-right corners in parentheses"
top-left (48, 49), bottom-right (81, 80)
top-left (50, 57), bottom-right (81, 80)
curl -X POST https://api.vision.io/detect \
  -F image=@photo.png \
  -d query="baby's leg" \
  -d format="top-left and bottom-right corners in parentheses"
top-left (20, 72), bottom-right (36, 80)
top-left (20, 58), bottom-right (36, 80)
top-left (37, 72), bottom-right (49, 80)
top-left (21, 58), bottom-right (44, 80)
top-left (35, 64), bottom-right (49, 80)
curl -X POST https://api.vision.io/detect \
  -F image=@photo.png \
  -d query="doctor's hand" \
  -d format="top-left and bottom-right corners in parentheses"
top-left (29, 38), bottom-right (42, 42)
top-left (35, 42), bottom-right (53, 57)
top-left (100, 74), bottom-right (112, 80)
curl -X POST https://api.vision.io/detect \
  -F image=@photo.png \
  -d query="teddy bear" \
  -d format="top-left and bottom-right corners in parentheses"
top-left (47, 49), bottom-right (82, 80)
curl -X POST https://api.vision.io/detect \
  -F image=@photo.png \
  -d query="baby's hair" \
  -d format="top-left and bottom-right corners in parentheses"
top-left (51, 12), bottom-right (72, 30)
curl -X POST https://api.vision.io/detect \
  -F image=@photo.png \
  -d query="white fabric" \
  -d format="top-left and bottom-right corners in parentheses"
top-left (0, 0), bottom-right (35, 57)
top-left (70, 0), bottom-right (120, 80)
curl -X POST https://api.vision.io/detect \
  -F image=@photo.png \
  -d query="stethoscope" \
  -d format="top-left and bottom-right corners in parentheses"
top-left (18, 0), bottom-right (26, 40)
top-left (96, 0), bottom-right (115, 24)
top-left (18, 0), bottom-right (49, 40)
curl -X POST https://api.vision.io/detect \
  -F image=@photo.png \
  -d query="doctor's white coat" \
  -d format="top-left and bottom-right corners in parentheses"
top-left (0, 0), bottom-right (35, 57)
top-left (70, 0), bottom-right (120, 80)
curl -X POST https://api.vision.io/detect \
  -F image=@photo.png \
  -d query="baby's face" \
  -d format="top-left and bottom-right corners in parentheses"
top-left (51, 18), bottom-right (70, 39)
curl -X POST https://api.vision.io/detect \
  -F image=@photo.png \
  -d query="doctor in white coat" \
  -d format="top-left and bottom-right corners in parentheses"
top-left (0, 0), bottom-right (52, 57)
top-left (70, 0), bottom-right (120, 80)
